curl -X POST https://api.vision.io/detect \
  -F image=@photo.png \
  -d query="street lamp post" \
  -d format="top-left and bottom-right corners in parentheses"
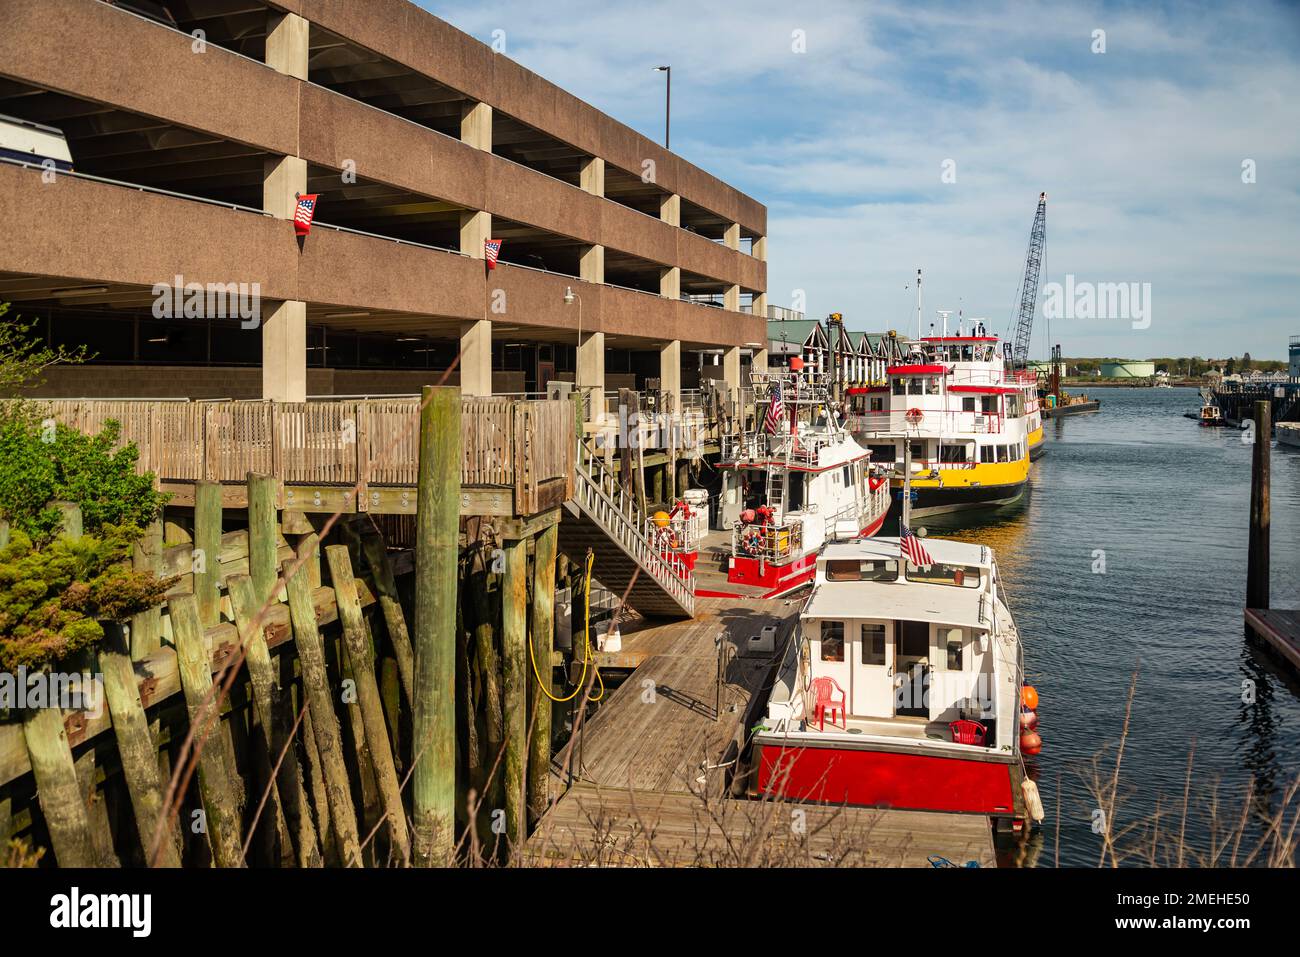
top-left (653, 65), bottom-right (671, 149)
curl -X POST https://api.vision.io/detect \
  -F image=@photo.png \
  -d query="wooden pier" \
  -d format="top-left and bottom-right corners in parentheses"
top-left (533, 596), bottom-right (997, 867)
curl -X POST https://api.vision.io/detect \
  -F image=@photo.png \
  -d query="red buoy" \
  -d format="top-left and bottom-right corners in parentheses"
top-left (1019, 710), bottom-right (1039, 731)
top-left (1020, 729), bottom-right (1043, 755)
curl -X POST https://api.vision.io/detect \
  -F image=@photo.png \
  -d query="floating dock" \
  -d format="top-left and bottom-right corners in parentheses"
top-left (534, 596), bottom-right (997, 867)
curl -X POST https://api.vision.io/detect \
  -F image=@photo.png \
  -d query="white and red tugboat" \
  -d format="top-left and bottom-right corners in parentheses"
top-left (749, 533), bottom-right (1043, 835)
top-left (700, 370), bottom-right (891, 599)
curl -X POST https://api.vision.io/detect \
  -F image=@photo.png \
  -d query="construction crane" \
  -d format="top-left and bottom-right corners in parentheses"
top-left (1009, 192), bottom-right (1047, 369)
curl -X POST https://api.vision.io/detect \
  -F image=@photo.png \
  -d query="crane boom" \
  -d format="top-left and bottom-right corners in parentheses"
top-left (1010, 192), bottom-right (1047, 369)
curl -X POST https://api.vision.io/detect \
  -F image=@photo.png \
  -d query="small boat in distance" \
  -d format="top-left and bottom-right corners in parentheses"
top-left (1199, 402), bottom-right (1226, 426)
top-left (747, 533), bottom-right (1041, 836)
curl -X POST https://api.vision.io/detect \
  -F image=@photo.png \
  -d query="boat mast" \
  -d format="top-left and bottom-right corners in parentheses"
top-left (915, 268), bottom-right (923, 341)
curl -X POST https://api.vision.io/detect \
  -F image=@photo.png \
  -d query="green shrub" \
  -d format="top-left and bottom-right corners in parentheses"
top-left (0, 413), bottom-right (166, 545)
top-left (0, 526), bottom-right (175, 671)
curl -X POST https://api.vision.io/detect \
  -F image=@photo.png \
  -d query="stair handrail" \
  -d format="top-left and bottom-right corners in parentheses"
top-left (574, 438), bottom-right (696, 614)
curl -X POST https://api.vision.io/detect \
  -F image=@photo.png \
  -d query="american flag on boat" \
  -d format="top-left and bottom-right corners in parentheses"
top-left (293, 193), bottom-right (319, 236)
top-left (899, 524), bottom-right (933, 566)
top-left (485, 238), bottom-right (503, 269)
top-left (764, 379), bottom-right (784, 434)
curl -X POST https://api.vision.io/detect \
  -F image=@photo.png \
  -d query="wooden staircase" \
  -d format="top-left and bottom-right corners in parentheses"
top-left (559, 442), bottom-right (696, 619)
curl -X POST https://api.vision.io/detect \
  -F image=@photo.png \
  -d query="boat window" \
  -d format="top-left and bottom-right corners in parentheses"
top-left (861, 624), bottom-right (887, 665)
top-left (945, 628), bottom-right (964, 670)
top-left (962, 396), bottom-right (976, 412)
top-left (980, 445), bottom-right (995, 464)
top-left (787, 472), bottom-right (805, 510)
top-left (820, 621), bottom-right (845, 661)
top-left (826, 558), bottom-right (899, 582)
top-left (906, 562), bottom-right (982, 587)
top-left (939, 444), bottom-right (968, 463)
top-left (997, 445), bottom-right (1009, 462)
top-left (892, 378), bottom-right (906, 396)
top-left (868, 444), bottom-right (896, 464)
top-left (842, 465), bottom-right (851, 486)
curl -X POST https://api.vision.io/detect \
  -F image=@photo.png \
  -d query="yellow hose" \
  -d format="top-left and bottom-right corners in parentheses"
top-left (529, 550), bottom-right (603, 703)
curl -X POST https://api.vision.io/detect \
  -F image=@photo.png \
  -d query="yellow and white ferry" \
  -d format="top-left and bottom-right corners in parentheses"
top-left (847, 319), bottom-right (1032, 516)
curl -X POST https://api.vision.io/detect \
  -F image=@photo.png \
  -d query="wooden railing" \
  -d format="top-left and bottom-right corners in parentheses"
top-left (41, 396), bottom-right (575, 515)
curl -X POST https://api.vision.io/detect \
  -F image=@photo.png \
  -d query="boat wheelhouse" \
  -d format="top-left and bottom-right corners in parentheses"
top-left (750, 537), bottom-right (1035, 831)
top-left (847, 326), bottom-right (1032, 515)
top-left (702, 370), bottom-right (891, 598)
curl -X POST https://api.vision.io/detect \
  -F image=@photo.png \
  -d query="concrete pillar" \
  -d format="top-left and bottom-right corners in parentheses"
top-left (724, 223), bottom-right (741, 250)
top-left (580, 245), bottom-right (604, 284)
top-left (262, 156), bottom-right (308, 400)
top-left (262, 300), bottom-right (306, 402)
top-left (266, 12), bottom-right (309, 79)
top-left (460, 102), bottom-right (492, 152)
top-left (724, 284), bottom-right (740, 312)
top-left (659, 266), bottom-right (680, 300)
top-left (752, 292), bottom-right (768, 317)
top-left (723, 346), bottom-right (741, 400)
top-left (577, 332), bottom-right (605, 393)
top-left (580, 156), bottom-right (605, 197)
top-left (753, 236), bottom-right (767, 261)
top-left (753, 348), bottom-right (768, 375)
top-left (459, 320), bottom-right (492, 396)
top-left (659, 339), bottom-right (681, 413)
top-left (460, 210), bottom-right (491, 259)
top-left (660, 194), bottom-right (680, 227)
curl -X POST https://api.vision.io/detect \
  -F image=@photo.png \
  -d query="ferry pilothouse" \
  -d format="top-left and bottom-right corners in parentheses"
top-left (695, 368), bottom-right (891, 599)
top-left (748, 534), bottom-right (1044, 835)
top-left (847, 316), bottom-right (1033, 516)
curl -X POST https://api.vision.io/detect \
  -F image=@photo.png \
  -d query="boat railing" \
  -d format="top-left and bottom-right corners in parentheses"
top-left (733, 518), bottom-right (804, 564)
top-left (848, 409), bottom-right (1007, 437)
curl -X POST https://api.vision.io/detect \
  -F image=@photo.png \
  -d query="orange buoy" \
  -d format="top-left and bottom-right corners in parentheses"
top-left (652, 510), bottom-right (671, 528)
top-left (1021, 685), bottom-right (1039, 710)
top-left (1019, 710), bottom-right (1039, 730)
top-left (1020, 729), bottom-right (1043, 755)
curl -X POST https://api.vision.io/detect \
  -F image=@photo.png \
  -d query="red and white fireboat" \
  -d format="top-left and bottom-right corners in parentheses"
top-left (698, 371), bottom-right (891, 599)
top-left (748, 533), bottom-right (1045, 835)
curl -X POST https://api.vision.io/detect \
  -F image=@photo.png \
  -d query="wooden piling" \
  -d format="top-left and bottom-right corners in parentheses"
top-left (99, 621), bottom-right (182, 867)
top-left (22, 705), bottom-right (96, 867)
top-left (194, 482), bottom-right (223, 629)
top-left (360, 526), bottom-right (415, 707)
top-left (227, 574), bottom-right (319, 867)
top-left (501, 537), bottom-right (528, 853)
top-left (247, 472), bottom-right (280, 606)
top-left (411, 385), bottom-right (459, 866)
top-left (284, 547), bottom-right (363, 866)
top-left (1246, 399), bottom-right (1271, 633)
top-left (53, 500), bottom-right (82, 538)
top-left (169, 594), bottom-right (245, 867)
top-left (72, 746), bottom-right (119, 866)
top-left (527, 523), bottom-right (557, 824)
top-left (325, 544), bottom-right (412, 863)
top-left (130, 519), bottom-right (164, 659)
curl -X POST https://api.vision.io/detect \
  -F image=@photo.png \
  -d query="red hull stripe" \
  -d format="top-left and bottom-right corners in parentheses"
top-left (758, 744), bottom-right (1015, 815)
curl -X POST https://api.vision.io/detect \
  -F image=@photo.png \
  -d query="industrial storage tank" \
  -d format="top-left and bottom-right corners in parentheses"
top-left (1099, 361), bottom-right (1156, 379)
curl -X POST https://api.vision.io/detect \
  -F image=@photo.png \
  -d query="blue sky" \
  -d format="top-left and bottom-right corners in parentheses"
top-left (422, 0), bottom-right (1300, 360)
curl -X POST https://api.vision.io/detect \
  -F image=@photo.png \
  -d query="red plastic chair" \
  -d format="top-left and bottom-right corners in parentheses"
top-left (949, 719), bottom-right (987, 746)
top-left (809, 677), bottom-right (847, 731)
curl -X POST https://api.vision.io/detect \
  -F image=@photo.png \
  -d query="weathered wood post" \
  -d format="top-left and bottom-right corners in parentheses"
top-left (129, 519), bottom-right (164, 659)
top-left (411, 385), bottom-right (460, 866)
top-left (99, 621), bottom-right (182, 867)
top-left (527, 522), bottom-right (558, 825)
top-left (360, 527), bottom-right (416, 707)
top-left (169, 594), bottom-right (245, 867)
top-left (284, 546), bottom-right (363, 866)
top-left (194, 481), bottom-right (223, 628)
top-left (21, 707), bottom-right (96, 867)
top-left (501, 537), bottom-right (528, 854)
top-left (246, 473), bottom-right (280, 605)
top-left (1246, 399), bottom-right (1271, 633)
top-left (325, 544), bottom-right (412, 863)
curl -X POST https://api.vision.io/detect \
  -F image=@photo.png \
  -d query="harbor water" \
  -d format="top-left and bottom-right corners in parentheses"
top-left (926, 387), bottom-right (1300, 866)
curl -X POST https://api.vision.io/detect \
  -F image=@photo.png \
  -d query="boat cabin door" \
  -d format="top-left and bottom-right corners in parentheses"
top-left (850, 621), bottom-right (894, 718)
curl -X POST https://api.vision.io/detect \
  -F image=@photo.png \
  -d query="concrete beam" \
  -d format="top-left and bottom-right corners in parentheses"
top-left (723, 345), bottom-right (741, 399)
top-left (753, 236), bottom-right (767, 262)
top-left (724, 283), bottom-right (740, 313)
top-left (460, 101), bottom-right (492, 152)
top-left (460, 210), bottom-right (491, 259)
top-left (659, 340), bottom-right (681, 413)
top-left (660, 194), bottom-right (680, 227)
top-left (577, 331), bottom-right (605, 393)
top-left (752, 291), bottom-right (768, 317)
top-left (660, 266), bottom-right (680, 300)
top-left (580, 244), bottom-right (604, 284)
top-left (263, 155), bottom-right (306, 220)
top-left (753, 348), bottom-right (768, 375)
top-left (459, 320), bottom-right (492, 396)
top-left (580, 156), bottom-right (605, 197)
top-left (266, 12), bottom-right (309, 80)
top-left (262, 300), bottom-right (306, 402)
top-left (724, 222), bottom-right (741, 250)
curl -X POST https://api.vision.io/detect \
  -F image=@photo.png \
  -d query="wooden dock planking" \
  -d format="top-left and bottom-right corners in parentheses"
top-left (1246, 608), bottom-right (1300, 672)
top-left (527, 784), bottom-right (997, 868)
top-left (558, 597), bottom-right (801, 797)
